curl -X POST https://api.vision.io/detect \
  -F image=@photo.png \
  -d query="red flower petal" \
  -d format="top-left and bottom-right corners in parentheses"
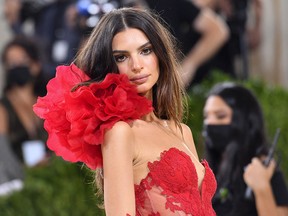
top-left (33, 64), bottom-right (153, 169)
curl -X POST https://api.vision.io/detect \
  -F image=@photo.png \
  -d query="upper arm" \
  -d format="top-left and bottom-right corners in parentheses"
top-left (277, 207), bottom-right (288, 216)
top-left (0, 104), bottom-right (8, 134)
top-left (101, 121), bottom-right (135, 216)
top-left (272, 170), bottom-right (288, 215)
top-left (193, 7), bottom-right (229, 38)
top-left (181, 123), bottom-right (199, 160)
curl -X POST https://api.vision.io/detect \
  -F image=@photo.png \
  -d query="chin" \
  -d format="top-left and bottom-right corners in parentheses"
top-left (136, 86), bottom-right (145, 93)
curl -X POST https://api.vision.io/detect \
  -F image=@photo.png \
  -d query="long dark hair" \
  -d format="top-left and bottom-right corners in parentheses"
top-left (75, 7), bottom-right (184, 124)
top-left (204, 82), bottom-right (268, 212)
top-left (75, 7), bottom-right (185, 199)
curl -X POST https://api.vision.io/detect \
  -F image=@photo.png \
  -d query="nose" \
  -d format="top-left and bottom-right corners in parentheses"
top-left (131, 56), bottom-right (143, 73)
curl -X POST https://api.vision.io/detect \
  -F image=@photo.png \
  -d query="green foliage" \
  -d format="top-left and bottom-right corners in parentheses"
top-left (0, 72), bottom-right (287, 215)
top-left (0, 157), bottom-right (105, 216)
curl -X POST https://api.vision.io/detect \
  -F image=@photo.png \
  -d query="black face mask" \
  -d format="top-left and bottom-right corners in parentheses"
top-left (203, 124), bottom-right (234, 152)
top-left (6, 66), bottom-right (33, 88)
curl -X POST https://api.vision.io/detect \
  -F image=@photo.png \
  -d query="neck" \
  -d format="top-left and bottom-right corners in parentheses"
top-left (142, 112), bottom-right (157, 121)
top-left (140, 88), bottom-right (153, 100)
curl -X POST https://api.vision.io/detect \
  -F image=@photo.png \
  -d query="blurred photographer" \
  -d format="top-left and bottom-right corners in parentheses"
top-left (197, 0), bottom-right (263, 80)
top-left (63, 0), bottom-right (148, 62)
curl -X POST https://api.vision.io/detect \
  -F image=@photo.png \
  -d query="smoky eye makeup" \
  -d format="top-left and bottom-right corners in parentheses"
top-left (113, 54), bottom-right (127, 63)
top-left (140, 46), bottom-right (153, 55)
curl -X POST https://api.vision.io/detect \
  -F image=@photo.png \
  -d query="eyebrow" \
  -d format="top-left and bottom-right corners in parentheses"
top-left (112, 41), bottom-right (151, 54)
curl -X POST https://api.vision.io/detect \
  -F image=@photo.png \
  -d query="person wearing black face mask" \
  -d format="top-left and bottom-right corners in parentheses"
top-left (0, 36), bottom-right (50, 187)
top-left (202, 82), bottom-right (288, 216)
top-left (5, 65), bottom-right (35, 89)
top-left (203, 124), bottom-right (235, 152)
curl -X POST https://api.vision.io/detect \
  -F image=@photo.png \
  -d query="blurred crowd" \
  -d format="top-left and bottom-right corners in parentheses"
top-left (2, 0), bottom-right (282, 213)
top-left (2, 0), bottom-right (262, 81)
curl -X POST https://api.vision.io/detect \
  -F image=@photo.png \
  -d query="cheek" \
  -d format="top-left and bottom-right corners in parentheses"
top-left (117, 64), bottom-right (129, 75)
top-left (149, 55), bottom-right (159, 69)
top-left (147, 56), bottom-right (160, 78)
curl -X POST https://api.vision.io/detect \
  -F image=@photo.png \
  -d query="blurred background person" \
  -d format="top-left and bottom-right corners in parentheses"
top-left (4, 0), bottom-right (77, 75)
top-left (144, 0), bottom-right (229, 89)
top-left (202, 82), bottom-right (288, 216)
top-left (3, 0), bottom-right (147, 76)
top-left (64, 0), bottom-right (148, 60)
top-left (0, 131), bottom-right (24, 196)
top-left (0, 36), bottom-right (49, 167)
top-left (194, 0), bottom-right (263, 80)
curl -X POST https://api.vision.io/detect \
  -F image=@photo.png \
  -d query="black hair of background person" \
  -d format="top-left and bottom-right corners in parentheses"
top-left (203, 83), bottom-right (288, 216)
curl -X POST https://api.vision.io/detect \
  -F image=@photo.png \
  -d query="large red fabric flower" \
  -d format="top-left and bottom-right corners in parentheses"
top-left (33, 64), bottom-right (153, 169)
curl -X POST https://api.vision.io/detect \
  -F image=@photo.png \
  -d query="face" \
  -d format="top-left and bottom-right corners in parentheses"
top-left (203, 95), bottom-right (233, 125)
top-left (5, 46), bottom-right (30, 68)
top-left (112, 28), bottom-right (159, 98)
top-left (4, 45), bottom-right (40, 76)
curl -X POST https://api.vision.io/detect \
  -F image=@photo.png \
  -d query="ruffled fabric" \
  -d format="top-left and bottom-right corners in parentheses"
top-left (33, 64), bottom-right (153, 169)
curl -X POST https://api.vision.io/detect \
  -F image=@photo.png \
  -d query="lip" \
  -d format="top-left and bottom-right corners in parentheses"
top-left (130, 74), bottom-right (150, 84)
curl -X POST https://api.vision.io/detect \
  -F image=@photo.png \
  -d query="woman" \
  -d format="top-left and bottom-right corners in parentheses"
top-left (0, 36), bottom-right (49, 164)
top-left (34, 7), bottom-right (217, 215)
top-left (203, 82), bottom-right (288, 216)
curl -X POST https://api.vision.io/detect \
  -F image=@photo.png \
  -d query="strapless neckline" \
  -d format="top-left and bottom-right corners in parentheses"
top-left (134, 147), bottom-right (217, 215)
top-left (135, 147), bottom-right (207, 191)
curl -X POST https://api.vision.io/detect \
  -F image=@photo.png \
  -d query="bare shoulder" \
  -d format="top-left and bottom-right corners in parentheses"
top-left (104, 121), bottom-right (134, 145)
top-left (180, 123), bottom-right (199, 160)
top-left (166, 121), bottom-right (194, 144)
top-left (180, 123), bottom-right (193, 140)
top-left (107, 121), bottom-right (133, 133)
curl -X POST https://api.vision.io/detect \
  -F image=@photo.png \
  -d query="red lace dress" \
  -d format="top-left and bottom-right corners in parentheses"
top-left (134, 148), bottom-right (216, 216)
top-left (33, 64), bottom-right (216, 215)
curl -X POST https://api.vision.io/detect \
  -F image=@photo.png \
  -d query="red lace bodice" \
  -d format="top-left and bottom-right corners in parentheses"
top-left (134, 148), bottom-right (216, 216)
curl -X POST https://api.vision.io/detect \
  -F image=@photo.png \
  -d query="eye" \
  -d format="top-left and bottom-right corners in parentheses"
top-left (216, 114), bottom-right (228, 120)
top-left (114, 54), bottom-right (127, 63)
top-left (141, 47), bottom-right (153, 55)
